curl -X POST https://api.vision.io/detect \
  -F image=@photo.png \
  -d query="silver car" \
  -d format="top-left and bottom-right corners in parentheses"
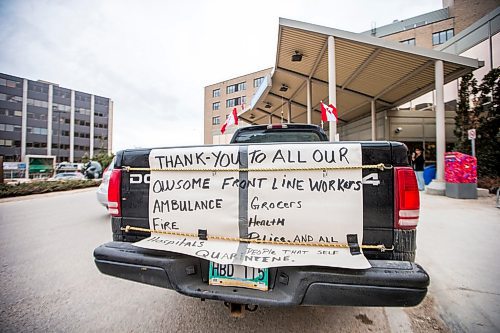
top-left (49, 172), bottom-right (85, 181)
top-left (96, 157), bottom-right (115, 208)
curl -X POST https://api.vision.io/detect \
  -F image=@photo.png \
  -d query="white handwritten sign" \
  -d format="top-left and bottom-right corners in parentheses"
top-left (133, 143), bottom-right (370, 269)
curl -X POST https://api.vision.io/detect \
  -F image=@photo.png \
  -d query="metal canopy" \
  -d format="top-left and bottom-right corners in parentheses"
top-left (240, 18), bottom-right (481, 126)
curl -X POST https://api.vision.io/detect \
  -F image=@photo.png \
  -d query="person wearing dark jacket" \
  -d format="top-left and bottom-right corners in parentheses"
top-left (411, 148), bottom-right (425, 191)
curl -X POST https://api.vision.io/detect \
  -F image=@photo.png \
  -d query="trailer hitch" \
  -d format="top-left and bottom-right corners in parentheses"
top-left (224, 302), bottom-right (258, 317)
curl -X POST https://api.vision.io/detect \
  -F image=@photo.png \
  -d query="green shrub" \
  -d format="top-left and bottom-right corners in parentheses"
top-left (0, 180), bottom-right (101, 198)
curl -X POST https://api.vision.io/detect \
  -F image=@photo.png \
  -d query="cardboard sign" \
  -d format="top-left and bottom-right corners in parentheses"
top-left (133, 143), bottom-right (370, 269)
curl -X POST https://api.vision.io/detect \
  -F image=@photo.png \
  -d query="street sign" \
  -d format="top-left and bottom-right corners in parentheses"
top-left (468, 129), bottom-right (476, 157)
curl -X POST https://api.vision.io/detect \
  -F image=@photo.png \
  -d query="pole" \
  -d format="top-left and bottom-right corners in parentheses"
top-left (371, 100), bottom-right (376, 141)
top-left (328, 36), bottom-right (337, 141)
top-left (306, 79), bottom-right (312, 124)
top-left (287, 101), bottom-right (292, 123)
top-left (471, 138), bottom-right (476, 157)
top-left (435, 60), bottom-right (445, 182)
top-left (57, 110), bottom-right (61, 163)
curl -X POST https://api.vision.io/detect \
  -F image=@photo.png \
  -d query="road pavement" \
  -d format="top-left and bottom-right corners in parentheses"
top-left (0, 188), bottom-right (497, 332)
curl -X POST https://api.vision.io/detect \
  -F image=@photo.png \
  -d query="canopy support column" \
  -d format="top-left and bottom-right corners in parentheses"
top-left (435, 60), bottom-right (445, 182)
top-left (427, 59), bottom-right (446, 195)
top-left (287, 100), bottom-right (292, 123)
top-left (328, 36), bottom-right (337, 141)
top-left (371, 100), bottom-right (376, 141)
top-left (306, 79), bottom-right (312, 124)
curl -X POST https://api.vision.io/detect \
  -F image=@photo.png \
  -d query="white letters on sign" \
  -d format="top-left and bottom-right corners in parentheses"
top-left (133, 143), bottom-right (371, 269)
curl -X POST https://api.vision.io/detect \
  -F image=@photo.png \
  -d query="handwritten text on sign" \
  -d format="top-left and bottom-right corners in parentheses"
top-left (133, 143), bottom-right (370, 269)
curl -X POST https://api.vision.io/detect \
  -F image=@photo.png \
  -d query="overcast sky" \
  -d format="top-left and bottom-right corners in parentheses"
top-left (0, 0), bottom-right (442, 151)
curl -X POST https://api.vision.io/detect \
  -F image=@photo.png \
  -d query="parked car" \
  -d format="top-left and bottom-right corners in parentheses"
top-left (82, 161), bottom-right (103, 179)
top-left (96, 157), bottom-right (116, 208)
top-left (49, 172), bottom-right (85, 181)
top-left (56, 162), bottom-right (83, 173)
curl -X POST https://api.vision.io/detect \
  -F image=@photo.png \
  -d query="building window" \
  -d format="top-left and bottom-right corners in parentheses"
top-left (27, 98), bottom-right (49, 108)
top-left (0, 109), bottom-right (22, 117)
top-left (212, 89), bottom-right (220, 98)
top-left (75, 94), bottom-right (90, 102)
top-left (53, 88), bottom-right (70, 99)
top-left (212, 102), bottom-right (220, 110)
top-left (226, 97), bottom-right (244, 108)
top-left (53, 103), bottom-right (71, 112)
top-left (0, 93), bottom-right (22, 103)
top-left (432, 29), bottom-right (453, 45)
top-left (212, 116), bottom-right (220, 125)
top-left (254, 77), bottom-right (265, 88)
top-left (0, 139), bottom-right (13, 147)
top-left (27, 127), bottom-right (48, 135)
top-left (28, 83), bottom-right (49, 94)
top-left (0, 78), bottom-right (22, 89)
top-left (226, 82), bottom-right (246, 94)
top-left (0, 123), bottom-right (21, 132)
top-left (94, 123), bottom-right (108, 129)
top-left (95, 97), bottom-right (109, 106)
top-left (400, 38), bottom-right (416, 46)
top-left (76, 108), bottom-right (91, 116)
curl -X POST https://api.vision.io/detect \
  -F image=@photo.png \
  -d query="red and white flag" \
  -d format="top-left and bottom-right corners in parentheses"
top-left (220, 107), bottom-right (239, 134)
top-left (321, 101), bottom-right (338, 122)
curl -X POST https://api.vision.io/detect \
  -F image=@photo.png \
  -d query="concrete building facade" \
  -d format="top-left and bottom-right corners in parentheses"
top-left (204, 68), bottom-right (272, 144)
top-left (0, 73), bottom-right (113, 163)
top-left (344, 0), bottom-right (499, 159)
top-left (203, 0), bottom-right (498, 156)
top-left (369, 0), bottom-right (497, 49)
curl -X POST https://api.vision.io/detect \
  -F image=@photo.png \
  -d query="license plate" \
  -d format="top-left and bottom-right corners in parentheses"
top-left (209, 262), bottom-right (269, 291)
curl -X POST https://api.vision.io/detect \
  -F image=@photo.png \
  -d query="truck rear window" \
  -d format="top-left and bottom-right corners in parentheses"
top-left (232, 130), bottom-right (323, 143)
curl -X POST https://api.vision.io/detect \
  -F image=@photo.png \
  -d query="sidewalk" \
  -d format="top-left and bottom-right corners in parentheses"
top-left (416, 192), bottom-right (500, 333)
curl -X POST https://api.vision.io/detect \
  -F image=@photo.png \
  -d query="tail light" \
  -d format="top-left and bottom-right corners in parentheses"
top-left (107, 169), bottom-right (122, 216)
top-left (394, 167), bottom-right (420, 229)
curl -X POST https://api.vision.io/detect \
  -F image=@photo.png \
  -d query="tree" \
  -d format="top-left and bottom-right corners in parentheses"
top-left (93, 152), bottom-right (115, 170)
top-left (454, 73), bottom-right (478, 152)
top-left (455, 69), bottom-right (499, 178)
top-left (475, 68), bottom-right (499, 178)
top-left (81, 152), bottom-right (90, 164)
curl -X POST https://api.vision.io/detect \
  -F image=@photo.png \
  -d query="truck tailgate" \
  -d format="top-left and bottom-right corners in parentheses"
top-left (113, 142), bottom-right (409, 260)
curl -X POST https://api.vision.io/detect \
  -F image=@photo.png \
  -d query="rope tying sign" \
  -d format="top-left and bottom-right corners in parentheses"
top-left (123, 225), bottom-right (391, 251)
top-left (123, 163), bottom-right (393, 173)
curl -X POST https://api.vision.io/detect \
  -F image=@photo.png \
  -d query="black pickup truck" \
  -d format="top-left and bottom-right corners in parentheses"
top-left (94, 124), bottom-right (429, 309)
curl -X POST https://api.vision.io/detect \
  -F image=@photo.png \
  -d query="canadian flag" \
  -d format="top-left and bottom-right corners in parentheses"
top-left (220, 107), bottom-right (239, 134)
top-left (321, 101), bottom-right (338, 122)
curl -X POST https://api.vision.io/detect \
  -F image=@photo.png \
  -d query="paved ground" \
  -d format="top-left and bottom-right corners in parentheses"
top-left (417, 192), bottom-right (500, 333)
top-left (0, 188), bottom-right (498, 332)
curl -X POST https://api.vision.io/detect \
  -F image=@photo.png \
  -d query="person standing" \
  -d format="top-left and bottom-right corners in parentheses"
top-left (412, 148), bottom-right (425, 191)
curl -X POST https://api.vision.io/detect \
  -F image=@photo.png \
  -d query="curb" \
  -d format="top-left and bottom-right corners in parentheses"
top-left (0, 187), bottom-right (97, 204)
